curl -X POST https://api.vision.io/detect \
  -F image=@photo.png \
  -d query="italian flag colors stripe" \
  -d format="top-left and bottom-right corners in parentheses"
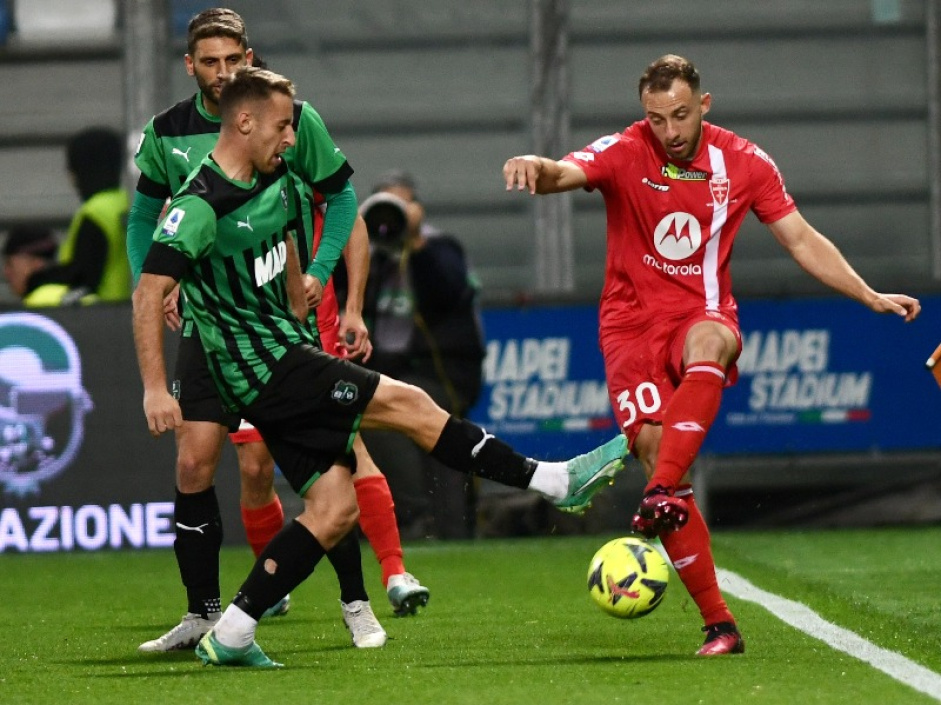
top-left (799, 409), bottom-right (871, 424)
top-left (539, 417), bottom-right (614, 432)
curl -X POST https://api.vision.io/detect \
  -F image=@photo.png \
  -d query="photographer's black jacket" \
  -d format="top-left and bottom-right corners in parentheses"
top-left (335, 229), bottom-right (485, 413)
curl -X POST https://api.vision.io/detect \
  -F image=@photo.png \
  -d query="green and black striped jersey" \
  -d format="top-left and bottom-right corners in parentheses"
top-left (130, 93), bottom-right (352, 280)
top-left (144, 156), bottom-right (315, 411)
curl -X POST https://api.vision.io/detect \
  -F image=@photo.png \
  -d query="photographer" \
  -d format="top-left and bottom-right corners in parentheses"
top-left (336, 170), bottom-right (486, 539)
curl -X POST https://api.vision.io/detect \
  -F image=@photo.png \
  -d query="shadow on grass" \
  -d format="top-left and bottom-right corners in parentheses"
top-left (70, 649), bottom-right (690, 678)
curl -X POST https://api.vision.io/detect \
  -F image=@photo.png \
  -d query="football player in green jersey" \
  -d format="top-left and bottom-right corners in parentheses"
top-left (129, 8), bottom-right (410, 654)
top-left (133, 67), bottom-right (628, 668)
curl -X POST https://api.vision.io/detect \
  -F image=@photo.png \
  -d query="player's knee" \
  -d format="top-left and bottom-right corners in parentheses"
top-left (340, 502), bottom-right (360, 533)
top-left (175, 449), bottom-right (217, 489)
top-left (239, 472), bottom-right (274, 507)
top-left (686, 327), bottom-right (737, 366)
top-left (238, 455), bottom-right (275, 484)
top-left (300, 495), bottom-right (358, 544)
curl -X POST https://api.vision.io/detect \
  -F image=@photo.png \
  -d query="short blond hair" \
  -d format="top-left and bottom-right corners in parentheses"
top-left (218, 66), bottom-right (296, 121)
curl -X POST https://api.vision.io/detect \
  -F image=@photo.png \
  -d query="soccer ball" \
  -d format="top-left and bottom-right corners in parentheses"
top-left (587, 537), bottom-right (669, 619)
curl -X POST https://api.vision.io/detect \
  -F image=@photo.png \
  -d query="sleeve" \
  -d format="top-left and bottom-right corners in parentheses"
top-left (748, 145), bottom-right (797, 224)
top-left (308, 180), bottom-right (356, 285)
top-left (561, 134), bottom-right (623, 192)
top-left (141, 194), bottom-right (217, 279)
top-left (287, 102), bottom-right (354, 193)
top-left (126, 187), bottom-right (169, 283)
top-left (133, 120), bottom-right (171, 191)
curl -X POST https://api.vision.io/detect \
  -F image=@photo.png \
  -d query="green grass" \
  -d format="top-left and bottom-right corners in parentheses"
top-left (2, 529), bottom-right (940, 704)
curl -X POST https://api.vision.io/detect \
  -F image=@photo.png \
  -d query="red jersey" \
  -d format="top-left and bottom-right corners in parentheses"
top-left (564, 120), bottom-right (795, 333)
top-left (309, 193), bottom-right (341, 352)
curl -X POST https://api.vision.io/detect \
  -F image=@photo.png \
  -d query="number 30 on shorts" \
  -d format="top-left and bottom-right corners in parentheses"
top-left (615, 382), bottom-right (662, 427)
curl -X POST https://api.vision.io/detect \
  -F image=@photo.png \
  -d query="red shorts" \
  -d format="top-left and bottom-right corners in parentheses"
top-left (229, 300), bottom-right (342, 446)
top-left (601, 310), bottom-right (742, 451)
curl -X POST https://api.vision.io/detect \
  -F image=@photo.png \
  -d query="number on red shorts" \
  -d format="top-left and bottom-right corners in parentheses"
top-left (616, 382), bottom-right (662, 427)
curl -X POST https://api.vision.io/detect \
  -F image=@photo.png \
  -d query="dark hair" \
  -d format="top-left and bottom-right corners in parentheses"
top-left (66, 126), bottom-right (124, 200)
top-left (637, 54), bottom-right (701, 98)
top-left (186, 7), bottom-right (248, 55)
top-left (218, 66), bottom-right (296, 121)
top-left (372, 169), bottom-right (418, 199)
top-left (2, 226), bottom-right (57, 259)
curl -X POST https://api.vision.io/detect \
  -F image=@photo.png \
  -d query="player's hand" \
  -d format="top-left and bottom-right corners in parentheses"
top-left (503, 155), bottom-right (543, 195)
top-left (303, 274), bottom-right (323, 308)
top-left (869, 293), bottom-right (921, 322)
top-left (163, 284), bottom-right (181, 331)
top-left (143, 388), bottom-right (182, 438)
top-left (339, 312), bottom-right (372, 362)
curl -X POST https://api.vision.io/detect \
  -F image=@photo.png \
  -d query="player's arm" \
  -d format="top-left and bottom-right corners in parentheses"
top-left (129, 183), bottom-right (185, 330)
top-left (767, 211), bottom-right (920, 321)
top-left (289, 102), bottom-right (356, 287)
top-left (127, 123), bottom-right (173, 283)
top-left (132, 268), bottom-right (182, 438)
top-left (127, 186), bottom-right (169, 282)
top-left (133, 195), bottom-right (213, 436)
top-left (284, 233), bottom-right (309, 322)
top-left (307, 180), bottom-right (356, 286)
top-left (503, 155), bottom-right (588, 195)
top-left (128, 123), bottom-right (185, 329)
top-left (337, 214), bottom-right (372, 360)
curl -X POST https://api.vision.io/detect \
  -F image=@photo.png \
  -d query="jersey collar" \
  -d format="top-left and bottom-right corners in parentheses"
top-left (207, 154), bottom-right (258, 188)
top-left (195, 93), bottom-right (222, 124)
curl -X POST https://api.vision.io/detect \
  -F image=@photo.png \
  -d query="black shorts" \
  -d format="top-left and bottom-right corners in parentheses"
top-left (241, 344), bottom-right (381, 496)
top-left (173, 331), bottom-right (241, 432)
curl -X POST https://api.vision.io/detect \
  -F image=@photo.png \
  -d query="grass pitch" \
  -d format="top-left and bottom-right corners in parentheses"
top-left (2, 528), bottom-right (940, 704)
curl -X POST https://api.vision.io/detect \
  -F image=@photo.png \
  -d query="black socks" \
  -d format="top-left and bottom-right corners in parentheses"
top-left (233, 519), bottom-right (326, 620)
top-left (326, 531), bottom-right (369, 604)
top-left (430, 416), bottom-right (537, 489)
top-left (174, 486), bottom-right (223, 617)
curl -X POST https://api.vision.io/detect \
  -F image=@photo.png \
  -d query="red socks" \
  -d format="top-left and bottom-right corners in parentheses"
top-left (240, 496), bottom-right (284, 558)
top-left (647, 361), bottom-right (725, 493)
top-left (242, 477), bottom-right (408, 587)
top-left (660, 487), bottom-right (734, 626)
top-left (354, 475), bottom-right (405, 587)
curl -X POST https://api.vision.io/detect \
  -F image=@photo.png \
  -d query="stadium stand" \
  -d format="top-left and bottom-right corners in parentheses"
top-left (0, 0), bottom-right (933, 305)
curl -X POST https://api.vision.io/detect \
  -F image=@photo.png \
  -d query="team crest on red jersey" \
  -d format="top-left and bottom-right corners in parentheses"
top-left (709, 177), bottom-right (730, 206)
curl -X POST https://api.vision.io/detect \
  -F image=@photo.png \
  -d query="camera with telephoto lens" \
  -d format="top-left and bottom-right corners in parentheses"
top-left (359, 192), bottom-right (409, 250)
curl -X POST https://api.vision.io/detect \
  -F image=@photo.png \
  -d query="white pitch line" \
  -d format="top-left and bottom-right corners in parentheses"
top-left (717, 568), bottom-right (941, 702)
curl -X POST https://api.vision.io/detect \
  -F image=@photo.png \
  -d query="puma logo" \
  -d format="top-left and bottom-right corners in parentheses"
top-left (171, 146), bottom-right (192, 162)
top-left (471, 429), bottom-right (495, 458)
top-left (237, 216), bottom-right (253, 232)
top-left (175, 522), bottom-right (209, 534)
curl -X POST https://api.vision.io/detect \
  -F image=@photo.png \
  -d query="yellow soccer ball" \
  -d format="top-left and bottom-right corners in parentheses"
top-left (587, 537), bottom-right (669, 619)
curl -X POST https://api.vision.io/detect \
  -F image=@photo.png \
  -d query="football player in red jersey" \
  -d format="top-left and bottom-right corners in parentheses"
top-left (503, 54), bottom-right (920, 656)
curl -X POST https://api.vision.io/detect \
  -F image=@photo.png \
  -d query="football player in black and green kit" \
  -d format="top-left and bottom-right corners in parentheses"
top-left (128, 8), bottom-right (402, 653)
top-left (133, 67), bottom-right (628, 667)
